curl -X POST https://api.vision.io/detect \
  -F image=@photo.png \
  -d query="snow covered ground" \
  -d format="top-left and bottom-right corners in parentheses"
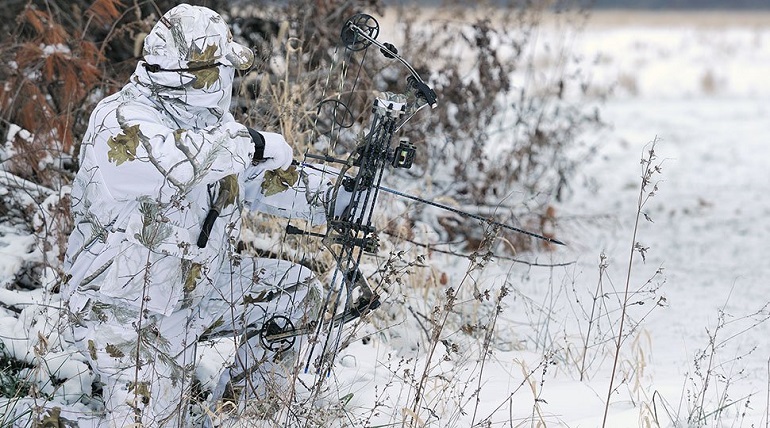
top-left (493, 12), bottom-right (770, 426)
top-left (560, 13), bottom-right (770, 426)
top-left (3, 9), bottom-right (770, 428)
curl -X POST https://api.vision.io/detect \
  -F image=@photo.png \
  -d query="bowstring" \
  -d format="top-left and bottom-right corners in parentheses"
top-left (254, 37), bottom-right (353, 401)
top-left (260, 25), bottom-right (374, 381)
top-left (302, 34), bottom-right (373, 379)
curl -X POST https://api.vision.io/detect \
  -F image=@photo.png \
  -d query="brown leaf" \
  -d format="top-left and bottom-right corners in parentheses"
top-left (184, 263), bottom-right (202, 292)
top-left (107, 124), bottom-right (141, 165)
top-left (38, 407), bottom-right (64, 428)
top-left (189, 44), bottom-right (220, 89)
top-left (87, 340), bottom-right (98, 360)
top-left (218, 175), bottom-right (239, 208)
top-left (190, 43), bottom-right (219, 63)
top-left (86, 0), bottom-right (123, 25)
top-left (190, 67), bottom-right (220, 90)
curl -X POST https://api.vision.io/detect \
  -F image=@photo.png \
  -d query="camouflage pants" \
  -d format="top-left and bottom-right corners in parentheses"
top-left (70, 258), bottom-right (322, 427)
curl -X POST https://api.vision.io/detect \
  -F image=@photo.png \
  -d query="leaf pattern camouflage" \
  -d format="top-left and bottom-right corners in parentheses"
top-left (106, 124), bottom-right (141, 165)
top-left (261, 165), bottom-right (300, 196)
top-left (189, 44), bottom-right (221, 89)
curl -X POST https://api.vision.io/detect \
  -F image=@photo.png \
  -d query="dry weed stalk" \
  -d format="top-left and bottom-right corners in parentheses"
top-left (405, 226), bottom-right (497, 426)
top-left (601, 139), bottom-right (664, 427)
top-left (678, 297), bottom-right (770, 427)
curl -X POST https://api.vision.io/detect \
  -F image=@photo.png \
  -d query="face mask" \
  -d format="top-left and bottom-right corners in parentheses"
top-left (132, 63), bottom-right (236, 128)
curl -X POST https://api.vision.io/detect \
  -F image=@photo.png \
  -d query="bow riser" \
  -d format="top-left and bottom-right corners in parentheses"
top-left (306, 97), bottom-right (406, 374)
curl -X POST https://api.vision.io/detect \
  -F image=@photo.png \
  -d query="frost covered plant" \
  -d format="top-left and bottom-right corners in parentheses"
top-left (680, 301), bottom-right (770, 427)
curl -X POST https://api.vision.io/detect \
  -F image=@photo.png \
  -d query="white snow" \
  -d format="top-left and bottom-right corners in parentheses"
top-left (40, 43), bottom-right (72, 57)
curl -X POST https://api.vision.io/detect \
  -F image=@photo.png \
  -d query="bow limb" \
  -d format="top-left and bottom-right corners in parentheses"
top-left (342, 15), bottom-right (438, 109)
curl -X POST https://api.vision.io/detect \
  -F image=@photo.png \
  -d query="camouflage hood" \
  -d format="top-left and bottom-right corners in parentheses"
top-left (131, 4), bottom-right (254, 128)
top-left (142, 3), bottom-right (253, 71)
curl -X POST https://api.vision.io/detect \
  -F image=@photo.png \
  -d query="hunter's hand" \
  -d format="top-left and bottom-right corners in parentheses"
top-left (248, 129), bottom-right (293, 171)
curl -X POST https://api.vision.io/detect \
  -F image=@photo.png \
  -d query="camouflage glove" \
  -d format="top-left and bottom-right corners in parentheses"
top-left (248, 129), bottom-right (293, 172)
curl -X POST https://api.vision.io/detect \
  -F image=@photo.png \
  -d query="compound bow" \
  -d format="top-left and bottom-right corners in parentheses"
top-left (257, 13), bottom-right (561, 376)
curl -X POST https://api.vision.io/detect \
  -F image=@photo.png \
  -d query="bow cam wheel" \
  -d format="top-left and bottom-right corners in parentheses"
top-left (341, 14), bottom-right (379, 51)
top-left (259, 315), bottom-right (296, 353)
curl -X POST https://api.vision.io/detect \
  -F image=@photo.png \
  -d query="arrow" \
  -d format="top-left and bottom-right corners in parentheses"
top-left (295, 161), bottom-right (565, 246)
top-left (378, 185), bottom-right (565, 246)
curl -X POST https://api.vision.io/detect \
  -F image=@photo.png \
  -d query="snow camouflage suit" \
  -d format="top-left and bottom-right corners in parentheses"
top-left (57, 4), bottom-right (334, 427)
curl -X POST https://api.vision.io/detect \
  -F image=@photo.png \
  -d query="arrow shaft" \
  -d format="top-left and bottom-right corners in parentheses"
top-left (296, 161), bottom-right (564, 246)
top-left (377, 185), bottom-right (565, 246)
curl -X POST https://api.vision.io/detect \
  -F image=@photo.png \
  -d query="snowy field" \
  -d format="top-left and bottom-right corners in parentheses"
top-left (482, 11), bottom-right (770, 427)
top-left (3, 9), bottom-right (770, 428)
top-left (559, 12), bottom-right (770, 426)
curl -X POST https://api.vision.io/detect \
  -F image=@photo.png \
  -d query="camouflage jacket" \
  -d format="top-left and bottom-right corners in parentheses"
top-left (62, 61), bottom-right (325, 316)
